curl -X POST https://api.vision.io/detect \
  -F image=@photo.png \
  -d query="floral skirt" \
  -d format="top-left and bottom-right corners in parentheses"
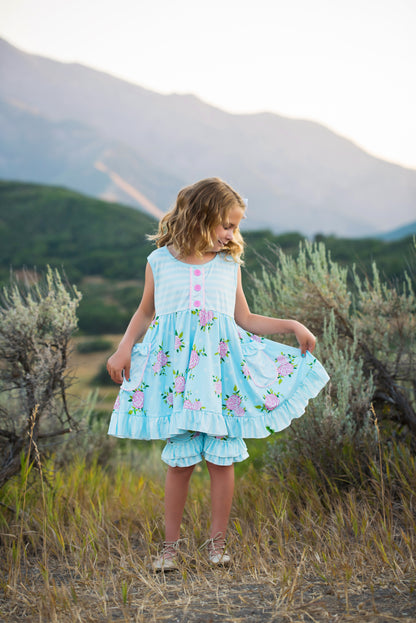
top-left (108, 309), bottom-right (330, 440)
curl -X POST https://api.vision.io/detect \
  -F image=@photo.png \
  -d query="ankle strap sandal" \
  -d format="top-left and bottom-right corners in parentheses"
top-left (200, 533), bottom-right (231, 565)
top-left (152, 538), bottom-right (185, 572)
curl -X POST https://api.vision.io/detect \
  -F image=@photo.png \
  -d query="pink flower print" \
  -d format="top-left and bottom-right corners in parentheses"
top-left (277, 362), bottom-right (294, 377)
top-left (174, 375), bottom-right (186, 393)
top-left (225, 394), bottom-right (242, 411)
top-left (214, 380), bottom-right (222, 395)
top-left (157, 350), bottom-right (169, 366)
top-left (189, 350), bottom-right (200, 369)
top-left (264, 393), bottom-right (280, 411)
top-left (174, 332), bottom-right (184, 351)
top-left (113, 395), bottom-right (120, 411)
top-left (153, 348), bottom-right (170, 374)
top-left (132, 390), bottom-right (144, 409)
top-left (251, 334), bottom-right (262, 342)
top-left (224, 386), bottom-right (246, 416)
top-left (218, 340), bottom-right (229, 359)
top-left (184, 399), bottom-right (201, 411)
top-left (242, 363), bottom-right (251, 379)
top-left (276, 355), bottom-right (288, 363)
top-left (224, 385), bottom-right (245, 417)
top-left (199, 309), bottom-right (214, 328)
top-left (162, 388), bottom-right (174, 408)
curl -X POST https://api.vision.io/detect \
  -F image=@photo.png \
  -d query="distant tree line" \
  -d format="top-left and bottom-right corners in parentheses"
top-left (1, 181), bottom-right (414, 334)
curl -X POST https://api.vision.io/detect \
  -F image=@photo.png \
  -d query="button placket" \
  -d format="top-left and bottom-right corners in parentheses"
top-left (192, 268), bottom-right (203, 308)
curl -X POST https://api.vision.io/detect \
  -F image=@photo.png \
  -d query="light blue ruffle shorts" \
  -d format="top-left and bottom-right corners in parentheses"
top-left (162, 431), bottom-right (249, 467)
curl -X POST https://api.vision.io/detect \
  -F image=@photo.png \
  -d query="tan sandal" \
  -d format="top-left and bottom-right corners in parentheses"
top-left (151, 539), bottom-right (184, 572)
top-left (200, 533), bottom-right (231, 565)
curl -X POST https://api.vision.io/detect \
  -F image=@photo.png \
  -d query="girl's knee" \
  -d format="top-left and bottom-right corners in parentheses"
top-left (167, 464), bottom-right (195, 476)
top-left (206, 461), bottom-right (234, 473)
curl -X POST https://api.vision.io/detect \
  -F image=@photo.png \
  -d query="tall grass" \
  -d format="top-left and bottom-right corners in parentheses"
top-left (1, 438), bottom-right (415, 622)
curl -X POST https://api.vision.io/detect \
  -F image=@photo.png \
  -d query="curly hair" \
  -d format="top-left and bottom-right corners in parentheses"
top-left (148, 178), bottom-right (246, 262)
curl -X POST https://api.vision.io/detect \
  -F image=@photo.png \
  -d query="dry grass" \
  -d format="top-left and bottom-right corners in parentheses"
top-left (1, 441), bottom-right (415, 622)
top-left (1, 341), bottom-right (414, 621)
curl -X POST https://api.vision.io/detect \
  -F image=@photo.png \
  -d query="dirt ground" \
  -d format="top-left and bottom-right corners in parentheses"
top-left (2, 562), bottom-right (415, 623)
top-left (110, 572), bottom-right (416, 623)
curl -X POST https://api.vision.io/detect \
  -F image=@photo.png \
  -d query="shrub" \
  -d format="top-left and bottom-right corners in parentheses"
top-left (0, 268), bottom-right (81, 487)
top-left (250, 241), bottom-right (416, 483)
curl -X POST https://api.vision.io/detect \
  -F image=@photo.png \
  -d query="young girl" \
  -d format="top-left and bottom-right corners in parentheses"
top-left (107, 177), bottom-right (329, 570)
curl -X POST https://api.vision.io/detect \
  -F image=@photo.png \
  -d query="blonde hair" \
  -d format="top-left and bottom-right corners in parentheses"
top-left (149, 178), bottom-right (246, 263)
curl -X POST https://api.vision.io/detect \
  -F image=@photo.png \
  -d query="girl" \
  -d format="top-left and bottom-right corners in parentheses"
top-left (107, 178), bottom-right (329, 570)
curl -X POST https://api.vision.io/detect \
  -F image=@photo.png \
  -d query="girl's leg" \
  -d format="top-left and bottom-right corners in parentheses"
top-left (164, 464), bottom-right (195, 542)
top-left (206, 461), bottom-right (234, 539)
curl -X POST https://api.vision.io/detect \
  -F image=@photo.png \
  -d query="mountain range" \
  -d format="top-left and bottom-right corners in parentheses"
top-left (0, 36), bottom-right (415, 236)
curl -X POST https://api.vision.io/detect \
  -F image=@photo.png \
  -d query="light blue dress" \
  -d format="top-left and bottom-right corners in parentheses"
top-left (108, 246), bottom-right (329, 462)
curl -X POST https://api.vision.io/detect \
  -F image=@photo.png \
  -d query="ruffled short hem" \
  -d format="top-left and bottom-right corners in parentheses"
top-left (161, 433), bottom-right (249, 467)
top-left (203, 449), bottom-right (249, 466)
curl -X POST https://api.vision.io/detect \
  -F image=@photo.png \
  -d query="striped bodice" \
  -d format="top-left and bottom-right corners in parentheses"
top-left (147, 246), bottom-right (238, 317)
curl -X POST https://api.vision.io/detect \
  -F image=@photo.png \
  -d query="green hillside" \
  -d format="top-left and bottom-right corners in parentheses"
top-left (0, 181), bottom-right (157, 333)
top-left (1, 180), bottom-right (414, 334)
top-left (0, 180), bottom-right (156, 281)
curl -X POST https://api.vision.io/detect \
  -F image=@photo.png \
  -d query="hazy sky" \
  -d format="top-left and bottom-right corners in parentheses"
top-left (1, 0), bottom-right (416, 169)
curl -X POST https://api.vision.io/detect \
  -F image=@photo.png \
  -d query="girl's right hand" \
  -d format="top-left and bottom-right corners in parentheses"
top-left (106, 349), bottom-right (131, 384)
top-left (293, 322), bottom-right (316, 355)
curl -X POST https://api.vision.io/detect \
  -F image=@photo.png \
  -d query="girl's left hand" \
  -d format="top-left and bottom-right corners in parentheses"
top-left (294, 323), bottom-right (316, 355)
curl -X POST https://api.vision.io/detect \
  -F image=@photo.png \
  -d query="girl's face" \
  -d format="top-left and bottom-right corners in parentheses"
top-left (210, 205), bottom-right (245, 252)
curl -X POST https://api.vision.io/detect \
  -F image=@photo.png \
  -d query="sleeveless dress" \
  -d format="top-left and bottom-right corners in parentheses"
top-left (108, 246), bottom-right (330, 449)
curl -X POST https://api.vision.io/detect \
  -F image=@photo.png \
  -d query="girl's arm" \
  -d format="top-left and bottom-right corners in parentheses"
top-left (107, 263), bottom-right (155, 383)
top-left (234, 267), bottom-right (316, 355)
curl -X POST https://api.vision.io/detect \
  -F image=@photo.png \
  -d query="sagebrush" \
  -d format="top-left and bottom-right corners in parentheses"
top-left (249, 241), bottom-right (416, 480)
top-left (0, 268), bottom-right (81, 487)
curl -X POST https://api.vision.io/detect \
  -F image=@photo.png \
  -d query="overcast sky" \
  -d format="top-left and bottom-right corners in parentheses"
top-left (1, 0), bottom-right (415, 169)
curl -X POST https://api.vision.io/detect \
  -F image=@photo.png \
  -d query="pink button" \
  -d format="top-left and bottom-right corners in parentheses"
top-left (194, 300), bottom-right (201, 307)
top-left (194, 269), bottom-right (201, 276)
top-left (194, 284), bottom-right (201, 291)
